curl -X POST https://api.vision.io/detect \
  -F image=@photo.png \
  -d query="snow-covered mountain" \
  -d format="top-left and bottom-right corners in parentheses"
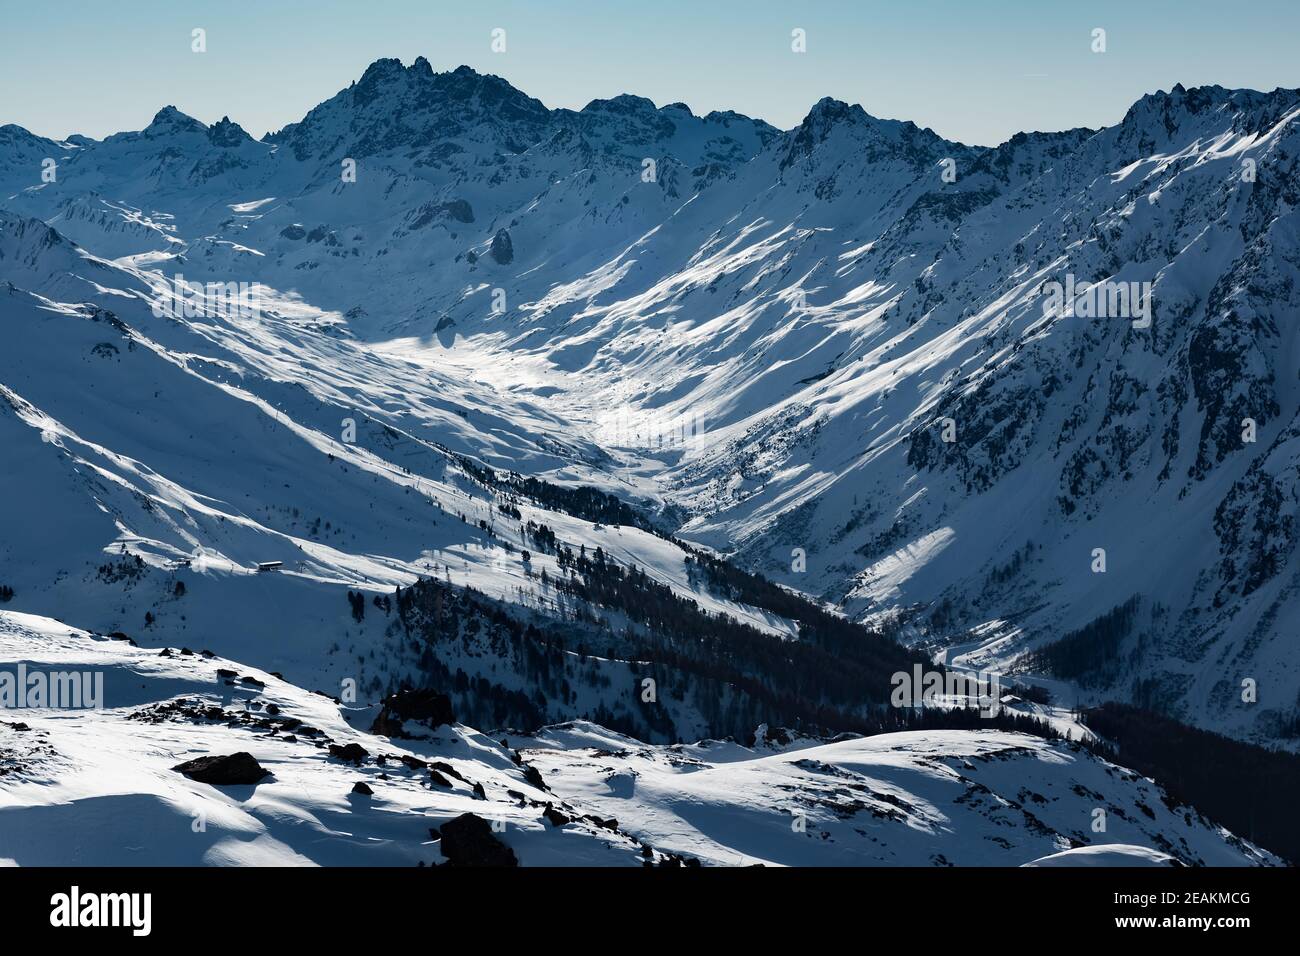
top-left (6, 63), bottom-right (1296, 745)
top-left (2, 59), bottom-right (1299, 864)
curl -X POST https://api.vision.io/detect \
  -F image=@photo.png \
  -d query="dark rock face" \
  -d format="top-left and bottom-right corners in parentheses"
top-left (521, 763), bottom-right (548, 791)
top-left (764, 726), bottom-right (794, 747)
top-left (369, 688), bottom-right (455, 738)
top-left (428, 769), bottom-right (453, 787)
top-left (437, 813), bottom-right (518, 867)
top-left (429, 761), bottom-right (466, 782)
top-left (328, 742), bottom-right (369, 764)
top-left (207, 117), bottom-right (251, 148)
top-left (489, 228), bottom-right (513, 265)
top-left (172, 752), bottom-right (270, 785)
top-left (369, 709), bottom-right (403, 738)
top-left (351, 781), bottom-right (373, 795)
top-left (406, 200), bottom-right (475, 230)
top-left (391, 688), bottom-right (455, 724)
top-left (439, 200), bottom-right (475, 223)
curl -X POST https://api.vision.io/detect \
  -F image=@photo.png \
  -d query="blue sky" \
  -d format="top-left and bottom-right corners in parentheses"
top-left (2, 0), bottom-right (1297, 146)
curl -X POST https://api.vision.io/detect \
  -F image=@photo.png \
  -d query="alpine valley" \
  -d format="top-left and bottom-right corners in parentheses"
top-left (2, 58), bottom-right (1298, 866)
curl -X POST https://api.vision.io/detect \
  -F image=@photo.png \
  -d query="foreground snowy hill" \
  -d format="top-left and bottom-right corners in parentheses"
top-left (0, 611), bottom-right (1274, 866)
top-left (0, 611), bottom-right (646, 866)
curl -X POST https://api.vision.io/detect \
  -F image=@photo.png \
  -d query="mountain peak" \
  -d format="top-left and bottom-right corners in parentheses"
top-left (1117, 83), bottom-right (1300, 142)
top-left (581, 93), bottom-right (660, 116)
top-left (346, 58), bottom-right (532, 110)
top-left (806, 96), bottom-right (868, 123)
top-left (150, 105), bottom-right (189, 124)
top-left (145, 105), bottom-right (206, 136)
top-left (267, 58), bottom-right (550, 160)
top-left (207, 115), bottom-right (252, 147)
top-left (356, 57), bottom-right (406, 85)
top-left (781, 96), bottom-right (957, 172)
top-left (0, 123), bottom-right (57, 149)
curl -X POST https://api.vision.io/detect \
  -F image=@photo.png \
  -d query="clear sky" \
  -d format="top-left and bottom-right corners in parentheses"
top-left (2, 0), bottom-right (1298, 146)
